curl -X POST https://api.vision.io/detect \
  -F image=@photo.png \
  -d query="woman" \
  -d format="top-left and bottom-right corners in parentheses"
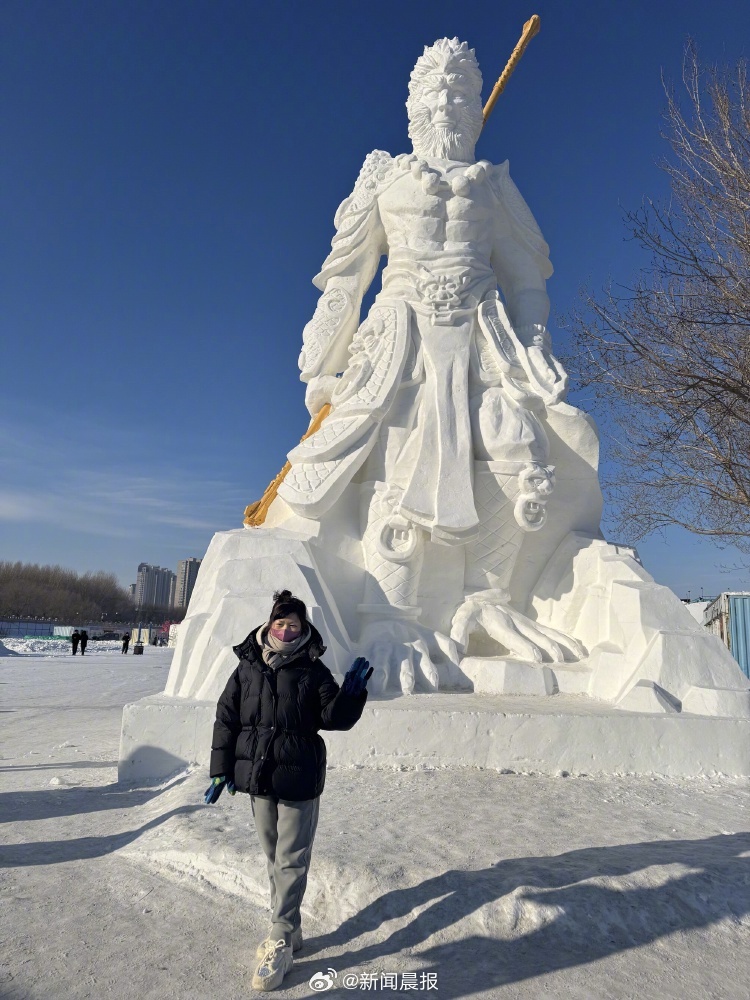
top-left (205, 589), bottom-right (372, 992)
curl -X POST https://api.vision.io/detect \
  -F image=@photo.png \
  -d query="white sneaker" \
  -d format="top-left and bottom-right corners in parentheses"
top-left (251, 939), bottom-right (293, 991)
top-left (255, 927), bottom-right (302, 960)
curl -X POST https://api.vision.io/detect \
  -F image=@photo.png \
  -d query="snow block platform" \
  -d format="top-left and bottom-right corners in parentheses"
top-left (119, 526), bottom-right (750, 784)
top-left (119, 691), bottom-right (750, 782)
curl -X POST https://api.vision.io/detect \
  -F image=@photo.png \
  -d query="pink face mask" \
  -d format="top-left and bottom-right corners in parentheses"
top-left (270, 626), bottom-right (298, 643)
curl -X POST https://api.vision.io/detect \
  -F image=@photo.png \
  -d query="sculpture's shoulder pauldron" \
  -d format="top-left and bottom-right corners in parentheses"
top-left (333, 149), bottom-right (397, 229)
top-left (489, 160), bottom-right (552, 279)
top-left (314, 151), bottom-right (407, 290)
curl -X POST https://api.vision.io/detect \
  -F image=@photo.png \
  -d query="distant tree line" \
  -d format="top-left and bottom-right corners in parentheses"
top-left (0, 561), bottom-right (134, 622)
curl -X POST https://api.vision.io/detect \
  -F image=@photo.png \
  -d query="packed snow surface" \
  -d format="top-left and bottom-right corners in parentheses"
top-left (2, 648), bottom-right (749, 999)
top-left (1, 636), bottom-right (125, 656)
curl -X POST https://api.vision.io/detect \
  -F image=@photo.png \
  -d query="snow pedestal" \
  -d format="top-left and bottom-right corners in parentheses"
top-left (119, 526), bottom-right (750, 783)
top-left (120, 689), bottom-right (750, 783)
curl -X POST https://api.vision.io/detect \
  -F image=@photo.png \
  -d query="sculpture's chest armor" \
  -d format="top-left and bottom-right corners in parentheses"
top-left (378, 171), bottom-right (500, 255)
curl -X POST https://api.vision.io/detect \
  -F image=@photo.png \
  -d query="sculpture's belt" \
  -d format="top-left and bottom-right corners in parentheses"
top-left (380, 254), bottom-right (495, 325)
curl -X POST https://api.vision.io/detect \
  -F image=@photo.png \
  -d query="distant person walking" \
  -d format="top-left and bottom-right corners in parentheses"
top-left (71, 630), bottom-right (81, 655)
top-left (122, 632), bottom-right (130, 654)
top-left (79, 630), bottom-right (89, 655)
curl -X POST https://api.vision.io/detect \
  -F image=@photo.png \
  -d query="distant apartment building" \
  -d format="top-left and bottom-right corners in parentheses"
top-left (128, 583), bottom-right (137, 601)
top-left (174, 557), bottom-right (202, 610)
top-left (134, 563), bottom-right (176, 608)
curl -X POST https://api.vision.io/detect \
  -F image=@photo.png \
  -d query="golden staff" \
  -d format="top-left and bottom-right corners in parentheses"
top-left (482, 14), bottom-right (541, 124)
top-left (244, 16), bottom-right (541, 528)
top-left (243, 402), bottom-right (332, 527)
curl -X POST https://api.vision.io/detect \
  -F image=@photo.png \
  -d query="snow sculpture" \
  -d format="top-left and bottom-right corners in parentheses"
top-left (165, 38), bottom-right (750, 718)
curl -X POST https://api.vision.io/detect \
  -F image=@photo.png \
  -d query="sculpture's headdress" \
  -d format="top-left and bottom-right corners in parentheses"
top-left (408, 38), bottom-right (483, 100)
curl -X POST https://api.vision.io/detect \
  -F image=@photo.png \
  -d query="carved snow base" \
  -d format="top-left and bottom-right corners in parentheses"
top-left (119, 692), bottom-right (750, 782)
top-left (164, 528), bottom-right (352, 703)
top-left (528, 532), bottom-right (750, 717)
top-left (458, 657), bottom-right (592, 697)
top-left (154, 526), bottom-right (750, 717)
top-left (119, 525), bottom-right (750, 784)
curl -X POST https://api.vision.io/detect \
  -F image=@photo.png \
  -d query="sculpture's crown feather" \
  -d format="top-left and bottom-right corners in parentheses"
top-left (409, 37), bottom-right (482, 95)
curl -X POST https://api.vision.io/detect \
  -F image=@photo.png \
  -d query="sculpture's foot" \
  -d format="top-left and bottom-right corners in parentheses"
top-left (357, 619), bottom-right (447, 695)
top-left (451, 589), bottom-right (586, 663)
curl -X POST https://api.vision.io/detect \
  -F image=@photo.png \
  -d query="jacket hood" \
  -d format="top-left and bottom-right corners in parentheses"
top-left (233, 620), bottom-right (327, 665)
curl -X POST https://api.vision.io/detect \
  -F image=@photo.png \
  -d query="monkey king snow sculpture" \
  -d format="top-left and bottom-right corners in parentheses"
top-left (278, 37), bottom-right (580, 689)
top-left (166, 38), bottom-right (750, 718)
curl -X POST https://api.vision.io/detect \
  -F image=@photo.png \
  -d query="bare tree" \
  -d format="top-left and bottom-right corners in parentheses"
top-left (564, 44), bottom-right (750, 550)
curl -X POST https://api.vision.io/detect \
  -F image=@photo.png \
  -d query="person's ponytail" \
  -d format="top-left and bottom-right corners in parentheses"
top-left (270, 590), bottom-right (308, 623)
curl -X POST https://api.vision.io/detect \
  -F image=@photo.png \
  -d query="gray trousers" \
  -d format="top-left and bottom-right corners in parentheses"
top-left (250, 794), bottom-right (321, 944)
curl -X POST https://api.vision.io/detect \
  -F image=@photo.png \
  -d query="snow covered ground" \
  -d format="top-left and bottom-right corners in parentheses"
top-left (2, 648), bottom-right (749, 999)
top-left (0, 637), bottom-right (126, 656)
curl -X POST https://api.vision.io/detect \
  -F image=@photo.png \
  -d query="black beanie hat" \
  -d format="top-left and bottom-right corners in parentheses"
top-left (270, 589), bottom-right (308, 624)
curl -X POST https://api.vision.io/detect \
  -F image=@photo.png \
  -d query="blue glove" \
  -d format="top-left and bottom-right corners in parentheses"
top-left (204, 775), bottom-right (236, 804)
top-left (342, 656), bottom-right (372, 696)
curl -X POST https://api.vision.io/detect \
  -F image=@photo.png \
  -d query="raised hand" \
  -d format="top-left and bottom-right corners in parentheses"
top-left (341, 656), bottom-right (373, 696)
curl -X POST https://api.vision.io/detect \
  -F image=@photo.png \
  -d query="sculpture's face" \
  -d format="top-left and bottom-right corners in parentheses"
top-left (407, 39), bottom-right (484, 162)
top-left (419, 73), bottom-right (475, 129)
top-left (408, 73), bottom-right (484, 161)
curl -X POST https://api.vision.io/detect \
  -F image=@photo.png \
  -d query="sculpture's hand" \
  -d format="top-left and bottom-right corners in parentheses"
top-left (358, 620), bottom-right (450, 695)
top-left (516, 322), bottom-right (552, 354)
top-left (451, 590), bottom-right (586, 663)
top-left (515, 323), bottom-right (568, 404)
top-left (304, 374), bottom-right (339, 417)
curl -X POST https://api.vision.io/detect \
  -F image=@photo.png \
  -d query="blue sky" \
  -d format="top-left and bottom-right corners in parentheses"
top-left (1, 0), bottom-right (749, 596)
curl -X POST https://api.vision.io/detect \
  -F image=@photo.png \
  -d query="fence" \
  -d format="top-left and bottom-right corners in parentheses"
top-left (0, 620), bottom-right (55, 638)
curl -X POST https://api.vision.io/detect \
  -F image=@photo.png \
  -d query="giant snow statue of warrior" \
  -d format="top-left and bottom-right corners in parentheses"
top-left (160, 34), bottom-right (750, 722)
top-left (273, 37), bottom-right (581, 690)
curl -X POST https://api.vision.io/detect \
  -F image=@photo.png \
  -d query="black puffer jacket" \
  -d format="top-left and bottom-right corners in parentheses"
top-left (209, 623), bottom-right (367, 801)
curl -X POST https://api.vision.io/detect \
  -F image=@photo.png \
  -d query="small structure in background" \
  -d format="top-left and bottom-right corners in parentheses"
top-left (167, 623), bottom-right (180, 648)
top-left (0, 620), bottom-right (55, 638)
top-left (682, 600), bottom-right (709, 624)
top-left (704, 593), bottom-right (750, 679)
top-left (130, 626), bottom-right (162, 646)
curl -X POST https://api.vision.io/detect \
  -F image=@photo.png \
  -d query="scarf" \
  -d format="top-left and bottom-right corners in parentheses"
top-left (257, 624), bottom-right (311, 669)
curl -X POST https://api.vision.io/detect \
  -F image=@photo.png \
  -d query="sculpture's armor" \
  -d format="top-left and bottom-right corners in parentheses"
top-left (280, 150), bottom-right (564, 560)
top-left (378, 165), bottom-right (498, 260)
